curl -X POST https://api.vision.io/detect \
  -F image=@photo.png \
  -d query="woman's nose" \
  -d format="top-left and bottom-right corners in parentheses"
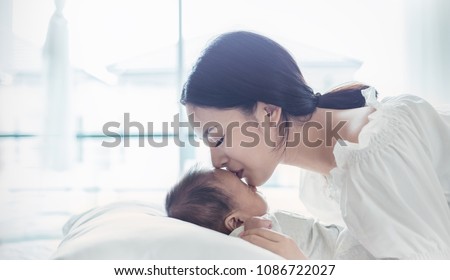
top-left (210, 147), bottom-right (227, 169)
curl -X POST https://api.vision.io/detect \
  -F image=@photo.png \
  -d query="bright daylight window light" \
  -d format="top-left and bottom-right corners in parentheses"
top-left (2, 0), bottom-right (449, 263)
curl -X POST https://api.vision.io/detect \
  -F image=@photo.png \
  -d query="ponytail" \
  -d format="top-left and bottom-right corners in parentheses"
top-left (315, 83), bottom-right (378, 109)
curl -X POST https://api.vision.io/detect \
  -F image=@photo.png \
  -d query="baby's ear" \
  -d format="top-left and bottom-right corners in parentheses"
top-left (224, 212), bottom-right (244, 231)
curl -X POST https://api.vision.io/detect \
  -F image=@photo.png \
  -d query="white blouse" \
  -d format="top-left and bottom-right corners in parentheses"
top-left (299, 88), bottom-right (450, 259)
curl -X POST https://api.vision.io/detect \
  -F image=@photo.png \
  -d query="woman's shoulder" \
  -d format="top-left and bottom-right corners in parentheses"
top-left (363, 87), bottom-right (438, 111)
top-left (328, 91), bottom-right (450, 180)
top-left (378, 93), bottom-right (438, 112)
top-left (333, 92), bottom-right (447, 168)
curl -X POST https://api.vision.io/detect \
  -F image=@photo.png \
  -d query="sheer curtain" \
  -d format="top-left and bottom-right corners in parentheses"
top-left (404, 0), bottom-right (450, 103)
top-left (42, 0), bottom-right (73, 171)
top-left (0, 0), bottom-right (13, 76)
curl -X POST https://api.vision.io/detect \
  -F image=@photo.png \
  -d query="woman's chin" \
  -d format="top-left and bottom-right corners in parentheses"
top-left (246, 176), bottom-right (267, 187)
top-left (247, 174), bottom-right (270, 187)
top-left (242, 177), bottom-right (253, 186)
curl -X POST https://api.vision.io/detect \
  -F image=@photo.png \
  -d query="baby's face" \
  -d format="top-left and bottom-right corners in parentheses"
top-left (213, 169), bottom-right (268, 219)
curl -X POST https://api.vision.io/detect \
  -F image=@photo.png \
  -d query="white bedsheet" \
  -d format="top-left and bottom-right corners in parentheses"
top-left (0, 187), bottom-right (168, 259)
top-left (0, 239), bottom-right (60, 260)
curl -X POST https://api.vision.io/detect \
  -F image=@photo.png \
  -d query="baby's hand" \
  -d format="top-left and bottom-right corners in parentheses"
top-left (244, 216), bottom-right (272, 231)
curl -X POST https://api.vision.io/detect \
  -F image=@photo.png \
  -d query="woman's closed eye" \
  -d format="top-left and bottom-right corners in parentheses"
top-left (204, 126), bottom-right (225, 147)
top-left (208, 136), bottom-right (224, 147)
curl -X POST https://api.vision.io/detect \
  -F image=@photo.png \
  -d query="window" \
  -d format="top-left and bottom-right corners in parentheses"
top-left (1, 0), bottom-right (414, 202)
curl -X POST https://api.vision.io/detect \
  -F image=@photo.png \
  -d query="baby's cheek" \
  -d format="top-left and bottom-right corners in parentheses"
top-left (244, 217), bottom-right (272, 231)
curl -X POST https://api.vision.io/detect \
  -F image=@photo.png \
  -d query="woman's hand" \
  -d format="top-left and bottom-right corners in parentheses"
top-left (244, 216), bottom-right (272, 231)
top-left (240, 228), bottom-right (307, 260)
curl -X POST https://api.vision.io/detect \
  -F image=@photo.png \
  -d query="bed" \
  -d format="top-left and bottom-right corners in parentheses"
top-left (0, 176), bottom-right (308, 260)
top-left (51, 201), bottom-right (283, 259)
top-left (0, 189), bottom-right (284, 260)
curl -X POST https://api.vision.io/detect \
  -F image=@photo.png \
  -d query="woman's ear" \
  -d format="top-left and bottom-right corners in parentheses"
top-left (224, 212), bottom-right (244, 232)
top-left (254, 102), bottom-right (282, 124)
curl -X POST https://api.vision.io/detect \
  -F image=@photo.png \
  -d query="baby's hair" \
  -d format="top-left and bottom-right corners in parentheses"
top-left (165, 167), bottom-right (235, 234)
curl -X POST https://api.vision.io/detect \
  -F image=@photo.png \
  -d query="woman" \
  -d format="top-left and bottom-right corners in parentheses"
top-left (181, 31), bottom-right (450, 259)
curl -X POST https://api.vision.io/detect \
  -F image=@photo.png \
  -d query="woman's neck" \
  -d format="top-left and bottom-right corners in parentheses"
top-left (281, 107), bottom-right (375, 175)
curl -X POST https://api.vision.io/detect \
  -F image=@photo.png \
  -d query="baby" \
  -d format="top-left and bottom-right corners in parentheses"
top-left (165, 167), bottom-right (374, 259)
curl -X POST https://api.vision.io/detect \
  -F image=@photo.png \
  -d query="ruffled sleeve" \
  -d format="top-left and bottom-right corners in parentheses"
top-left (328, 91), bottom-right (450, 259)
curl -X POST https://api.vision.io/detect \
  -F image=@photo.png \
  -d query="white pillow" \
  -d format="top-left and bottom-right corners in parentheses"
top-left (51, 201), bottom-right (283, 260)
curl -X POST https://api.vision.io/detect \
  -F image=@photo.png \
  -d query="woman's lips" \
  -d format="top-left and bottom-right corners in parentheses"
top-left (233, 169), bottom-right (255, 191)
top-left (237, 169), bottom-right (244, 179)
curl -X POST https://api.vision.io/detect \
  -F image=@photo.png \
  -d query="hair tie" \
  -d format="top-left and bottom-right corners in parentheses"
top-left (314, 92), bottom-right (322, 107)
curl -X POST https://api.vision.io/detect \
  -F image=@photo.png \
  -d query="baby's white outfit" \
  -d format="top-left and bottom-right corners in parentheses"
top-left (230, 211), bottom-right (374, 260)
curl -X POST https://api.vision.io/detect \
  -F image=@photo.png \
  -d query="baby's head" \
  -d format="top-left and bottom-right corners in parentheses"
top-left (165, 167), bottom-right (268, 234)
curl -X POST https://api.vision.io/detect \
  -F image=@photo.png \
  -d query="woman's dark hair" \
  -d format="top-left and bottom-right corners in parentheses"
top-left (181, 30), bottom-right (376, 120)
top-left (165, 168), bottom-right (235, 234)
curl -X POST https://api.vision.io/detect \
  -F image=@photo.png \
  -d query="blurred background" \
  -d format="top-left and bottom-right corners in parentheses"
top-left (0, 0), bottom-right (449, 259)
